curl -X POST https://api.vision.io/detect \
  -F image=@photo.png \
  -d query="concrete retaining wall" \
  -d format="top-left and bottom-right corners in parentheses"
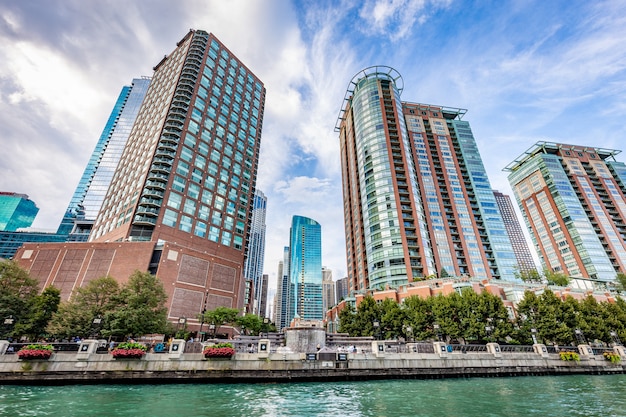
top-left (1, 346), bottom-right (624, 384)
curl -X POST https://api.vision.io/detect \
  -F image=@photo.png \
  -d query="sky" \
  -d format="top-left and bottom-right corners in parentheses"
top-left (1, 0), bottom-right (626, 289)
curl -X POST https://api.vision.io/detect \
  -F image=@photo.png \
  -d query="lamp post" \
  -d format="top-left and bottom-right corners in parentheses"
top-left (574, 328), bottom-right (586, 345)
top-left (92, 316), bottom-right (103, 338)
top-left (433, 323), bottom-right (442, 341)
top-left (405, 326), bottom-right (413, 343)
top-left (3, 315), bottom-right (15, 339)
top-left (198, 289), bottom-right (209, 341)
top-left (373, 321), bottom-right (380, 340)
top-left (531, 328), bottom-right (538, 345)
top-left (177, 317), bottom-right (187, 337)
top-left (610, 331), bottom-right (622, 346)
top-left (485, 325), bottom-right (493, 342)
top-left (263, 317), bottom-right (270, 338)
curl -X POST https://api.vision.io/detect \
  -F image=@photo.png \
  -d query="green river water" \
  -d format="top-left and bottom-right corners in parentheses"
top-left (1, 375), bottom-right (625, 416)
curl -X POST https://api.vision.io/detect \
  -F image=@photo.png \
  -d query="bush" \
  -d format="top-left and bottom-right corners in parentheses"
top-left (559, 351), bottom-right (580, 362)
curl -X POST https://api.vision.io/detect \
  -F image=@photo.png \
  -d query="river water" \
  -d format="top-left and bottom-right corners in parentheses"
top-left (1, 375), bottom-right (625, 416)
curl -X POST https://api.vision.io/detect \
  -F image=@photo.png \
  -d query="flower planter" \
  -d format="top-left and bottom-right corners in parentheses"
top-left (110, 342), bottom-right (148, 359)
top-left (203, 346), bottom-right (235, 359)
top-left (17, 344), bottom-right (54, 360)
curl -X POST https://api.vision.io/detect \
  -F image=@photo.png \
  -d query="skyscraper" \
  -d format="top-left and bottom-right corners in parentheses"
top-left (335, 276), bottom-right (349, 303)
top-left (505, 141), bottom-right (626, 281)
top-left (243, 189), bottom-right (267, 315)
top-left (288, 215), bottom-right (323, 321)
top-left (16, 30), bottom-right (265, 325)
top-left (337, 66), bottom-right (517, 296)
top-left (57, 78), bottom-right (151, 241)
top-left (274, 246), bottom-right (290, 330)
top-left (0, 192), bottom-right (38, 232)
top-left (493, 190), bottom-right (537, 273)
top-left (322, 266), bottom-right (335, 313)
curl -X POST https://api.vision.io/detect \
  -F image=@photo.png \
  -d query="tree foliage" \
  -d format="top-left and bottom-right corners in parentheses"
top-left (0, 260), bottom-right (39, 337)
top-left (200, 306), bottom-right (240, 337)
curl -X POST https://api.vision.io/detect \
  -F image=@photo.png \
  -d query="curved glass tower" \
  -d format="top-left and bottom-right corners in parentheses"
top-left (337, 66), bottom-right (517, 295)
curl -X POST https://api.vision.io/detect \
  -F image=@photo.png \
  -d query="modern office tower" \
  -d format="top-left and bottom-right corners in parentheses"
top-left (493, 190), bottom-right (537, 273)
top-left (0, 193), bottom-right (39, 231)
top-left (259, 273), bottom-right (269, 318)
top-left (57, 78), bottom-right (151, 241)
top-left (15, 30), bottom-right (265, 326)
top-left (335, 276), bottom-right (349, 302)
top-left (274, 246), bottom-right (290, 330)
top-left (505, 141), bottom-right (626, 281)
top-left (337, 66), bottom-right (517, 296)
top-left (288, 215), bottom-right (323, 321)
top-left (243, 189), bottom-right (267, 315)
top-left (322, 267), bottom-right (335, 312)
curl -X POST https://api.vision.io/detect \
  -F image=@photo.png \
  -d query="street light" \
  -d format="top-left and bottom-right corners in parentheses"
top-left (373, 321), bottom-right (380, 340)
top-left (610, 331), bottom-right (622, 346)
top-left (485, 325), bottom-right (493, 342)
top-left (405, 326), bottom-right (413, 342)
top-left (574, 328), bottom-right (586, 345)
top-left (92, 316), bottom-right (103, 338)
top-left (263, 317), bottom-right (270, 338)
top-left (531, 328), bottom-right (538, 345)
top-left (433, 323), bottom-right (442, 341)
top-left (3, 316), bottom-right (15, 339)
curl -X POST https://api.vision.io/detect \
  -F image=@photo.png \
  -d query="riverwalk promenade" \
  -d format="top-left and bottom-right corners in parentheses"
top-left (1, 337), bottom-right (625, 385)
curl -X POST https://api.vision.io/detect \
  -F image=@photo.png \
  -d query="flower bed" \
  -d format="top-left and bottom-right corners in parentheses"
top-left (203, 342), bottom-right (235, 359)
top-left (603, 352), bottom-right (621, 364)
top-left (17, 344), bottom-right (54, 360)
top-left (559, 351), bottom-right (580, 362)
top-left (111, 342), bottom-right (148, 359)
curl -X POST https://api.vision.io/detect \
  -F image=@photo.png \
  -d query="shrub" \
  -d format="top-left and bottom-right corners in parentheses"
top-left (111, 342), bottom-right (148, 359)
top-left (559, 351), bottom-right (580, 362)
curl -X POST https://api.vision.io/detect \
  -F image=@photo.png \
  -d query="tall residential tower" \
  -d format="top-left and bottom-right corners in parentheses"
top-left (243, 189), bottom-right (267, 315)
top-left (505, 142), bottom-right (626, 281)
top-left (337, 66), bottom-right (517, 296)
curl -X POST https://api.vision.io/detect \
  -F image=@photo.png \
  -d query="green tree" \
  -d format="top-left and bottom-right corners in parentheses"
top-left (105, 271), bottom-right (168, 338)
top-left (14, 286), bottom-right (60, 340)
top-left (616, 273), bottom-right (626, 292)
top-left (544, 269), bottom-right (570, 286)
top-left (47, 276), bottom-right (121, 339)
top-left (379, 298), bottom-right (406, 340)
top-left (337, 303), bottom-right (358, 335)
top-left (235, 314), bottom-right (263, 336)
top-left (0, 260), bottom-right (39, 338)
top-left (402, 296), bottom-right (435, 340)
top-left (200, 306), bottom-right (240, 337)
top-left (513, 267), bottom-right (542, 283)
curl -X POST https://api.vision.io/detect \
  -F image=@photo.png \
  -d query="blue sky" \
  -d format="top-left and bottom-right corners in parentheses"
top-left (1, 0), bottom-right (626, 288)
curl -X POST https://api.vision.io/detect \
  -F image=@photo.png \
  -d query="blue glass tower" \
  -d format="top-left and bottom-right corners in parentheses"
top-left (0, 193), bottom-right (39, 231)
top-left (288, 215), bottom-right (323, 322)
top-left (243, 189), bottom-right (267, 315)
top-left (57, 77), bottom-right (150, 240)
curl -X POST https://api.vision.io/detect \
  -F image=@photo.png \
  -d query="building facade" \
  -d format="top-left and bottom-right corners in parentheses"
top-left (505, 142), bottom-right (626, 281)
top-left (0, 192), bottom-right (39, 232)
top-left (57, 78), bottom-right (151, 241)
top-left (274, 246), bottom-right (291, 330)
top-left (337, 66), bottom-right (517, 297)
top-left (322, 267), bottom-right (335, 313)
top-left (16, 30), bottom-right (265, 328)
top-left (243, 189), bottom-right (267, 315)
top-left (288, 215), bottom-right (323, 322)
top-left (335, 276), bottom-right (349, 303)
top-left (493, 190), bottom-right (537, 273)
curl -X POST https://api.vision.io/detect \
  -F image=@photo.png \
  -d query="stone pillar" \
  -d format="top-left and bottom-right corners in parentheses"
top-left (76, 339), bottom-right (99, 360)
top-left (258, 339), bottom-right (270, 359)
top-left (0, 340), bottom-right (9, 355)
top-left (168, 339), bottom-right (186, 359)
top-left (486, 342), bottom-right (502, 358)
top-left (577, 344), bottom-right (594, 359)
top-left (533, 344), bottom-right (549, 357)
top-left (433, 341), bottom-right (448, 358)
top-left (372, 341), bottom-right (385, 357)
top-left (613, 345), bottom-right (626, 357)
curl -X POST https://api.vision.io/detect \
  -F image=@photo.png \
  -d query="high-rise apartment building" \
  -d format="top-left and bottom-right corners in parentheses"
top-left (16, 30), bottom-right (265, 326)
top-left (505, 141), bottom-right (626, 281)
top-left (274, 246), bottom-right (290, 330)
top-left (337, 66), bottom-right (517, 296)
top-left (335, 276), bottom-right (349, 302)
top-left (57, 78), bottom-right (150, 241)
top-left (259, 273), bottom-right (269, 318)
top-left (0, 192), bottom-right (39, 232)
top-left (243, 189), bottom-right (267, 315)
top-left (322, 266), bottom-right (335, 313)
top-left (493, 190), bottom-right (537, 273)
top-left (288, 215), bottom-right (323, 321)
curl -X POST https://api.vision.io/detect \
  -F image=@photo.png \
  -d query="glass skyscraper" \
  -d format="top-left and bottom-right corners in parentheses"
top-left (337, 66), bottom-right (517, 296)
top-left (289, 215), bottom-right (323, 321)
top-left (57, 78), bottom-right (150, 241)
top-left (243, 189), bottom-right (267, 315)
top-left (0, 192), bottom-right (38, 231)
top-left (505, 141), bottom-right (626, 281)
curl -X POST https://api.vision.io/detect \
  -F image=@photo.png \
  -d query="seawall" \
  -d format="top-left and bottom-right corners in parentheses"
top-left (1, 342), bottom-right (624, 385)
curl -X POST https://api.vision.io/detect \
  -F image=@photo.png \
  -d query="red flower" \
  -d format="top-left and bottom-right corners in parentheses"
top-left (17, 349), bottom-right (53, 360)
top-left (203, 347), bottom-right (235, 358)
top-left (111, 348), bottom-right (146, 359)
